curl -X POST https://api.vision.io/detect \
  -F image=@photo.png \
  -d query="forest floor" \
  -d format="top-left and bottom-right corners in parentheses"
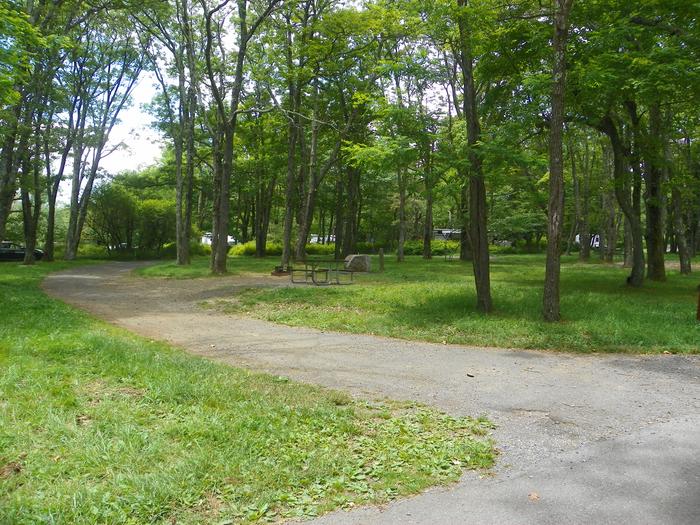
top-left (42, 260), bottom-right (700, 524)
top-left (139, 254), bottom-right (700, 353)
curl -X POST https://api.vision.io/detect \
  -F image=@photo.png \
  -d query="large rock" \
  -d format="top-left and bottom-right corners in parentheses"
top-left (344, 254), bottom-right (371, 272)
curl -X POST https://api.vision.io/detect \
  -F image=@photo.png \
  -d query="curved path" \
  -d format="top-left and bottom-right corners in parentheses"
top-left (43, 262), bottom-right (700, 525)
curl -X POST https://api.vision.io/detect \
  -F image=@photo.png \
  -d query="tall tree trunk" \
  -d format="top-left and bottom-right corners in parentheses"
top-left (281, 117), bottom-right (299, 266)
top-left (211, 126), bottom-right (233, 274)
top-left (423, 178), bottom-right (434, 259)
top-left (333, 176), bottom-right (344, 260)
top-left (174, 133), bottom-right (189, 264)
top-left (202, 0), bottom-right (277, 274)
top-left (180, 0), bottom-right (198, 265)
top-left (644, 103), bottom-right (666, 281)
top-left (456, 0), bottom-right (491, 312)
top-left (599, 115), bottom-right (644, 286)
top-left (341, 165), bottom-right (360, 258)
top-left (64, 141), bottom-right (87, 260)
top-left (543, 0), bottom-right (574, 322)
top-left (579, 137), bottom-right (593, 260)
top-left (21, 147), bottom-right (41, 265)
top-left (254, 166), bottom-right (276, 258)
top-left (600, 146), bottom-right (618, 263)
top-left (567, 142), bottom-right (579, 257)
top-left (672, 187), bottom-right (691, 274)
top-left (396, 169), bottom-right (407, 262)
top-left (294, 83), bottom-right (321, 261)
top-left (0, 109), bottom-right (21, 240)
top-left (43, 132), bottom-right (69, 261)
top-left (459, 176), bottom-right (472, 260)
top-left (623, 217), bottom-right (633, 267)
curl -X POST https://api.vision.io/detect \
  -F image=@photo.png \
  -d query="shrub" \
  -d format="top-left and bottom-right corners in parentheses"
top-left (191, 243), bottom-right (212, 256)
top-left (230, 241), bottom-right (337, 257)
top-left (160, 242), bottom-right (211, 259)
top-left (490, 244), bottom-right (518, 255)
top-left (431, 240), bottom-right (460, 256)
top-left (401, 240), bottom-right (460, 256)
top-left (77, 243), bottom-right (110, 259)
top-left (230, 241), bottom-right (283, 257)
top-left (401, 240), bottom-right (423, 255)
top-left (305, 243), bottom-right (335, 255)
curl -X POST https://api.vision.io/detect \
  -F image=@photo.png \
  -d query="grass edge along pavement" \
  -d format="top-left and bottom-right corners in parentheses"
top-left (139, 254), bottom-right (700, 354)
top-left (0, 261), bottom-right (495, 524)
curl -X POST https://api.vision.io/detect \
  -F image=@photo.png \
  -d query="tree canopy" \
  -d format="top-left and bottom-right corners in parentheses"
top-left (2, 0), bottom-right (699, 319)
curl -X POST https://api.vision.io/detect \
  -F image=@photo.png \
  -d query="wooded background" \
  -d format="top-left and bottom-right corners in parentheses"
top-left (1, 0), bottom-right (698, 320)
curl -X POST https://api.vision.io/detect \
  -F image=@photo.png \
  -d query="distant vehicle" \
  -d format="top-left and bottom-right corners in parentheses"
top-left (310, 234), bottom-right (335, 244)
top-left (0, 241), bottom-right (44, 261)
top-left (574, 234), bottom-right (600, 249)
top-left (433, 228), bottom-right (461, 241)
top-left (200, 233), bottom-right (237, 246)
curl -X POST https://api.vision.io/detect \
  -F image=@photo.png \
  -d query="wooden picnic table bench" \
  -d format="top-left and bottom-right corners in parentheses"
top-left (290, 259), bottom-right (354, 286)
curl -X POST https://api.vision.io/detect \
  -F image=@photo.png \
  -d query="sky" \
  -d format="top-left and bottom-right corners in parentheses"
top-left (56, 74), bottom-right (162, 204)
top-left (100, 72), bottom-right (163, 174)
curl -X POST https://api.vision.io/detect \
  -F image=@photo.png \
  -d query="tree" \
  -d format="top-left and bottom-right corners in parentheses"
top-left (543, 0), bottom-right (574, 322)
top-left (134, 0), bottom-right (200, 265)
top-left (199, 0), bottom-right (280, 274)
top-left (454, 0), bottom-right (493, 312)
top-left (64, 17), bottom-right (143, 260)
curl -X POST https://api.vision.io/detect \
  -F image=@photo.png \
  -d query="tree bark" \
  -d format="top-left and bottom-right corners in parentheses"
top-left (396, 168), bottom-right (407, 262)
top-left (644, 103), bottom-right (666, 281)
top-left (599, 115), bottom-right (644, 286)
top-left (543, 0), bottom-right (574, 322)
top-left (20, 143), bottom-right (41, 265)
top-left (578, 137), bottom-right (593, 260)
top-left (0, 107), bottom-right (21, 241)
top-left (456, 0), bottom-right (492, 312)
top-left (341, 165), bottom-right (360, 258)
top-left (459, 176), bottom-right (472, 260)
top-left (672, 187), bottom-right (691, 274)
top-left (423, 177), bottom-right (434, 259)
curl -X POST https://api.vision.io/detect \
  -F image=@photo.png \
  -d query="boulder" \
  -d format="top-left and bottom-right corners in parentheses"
top-left (344, 254), bottom-right (371, 272)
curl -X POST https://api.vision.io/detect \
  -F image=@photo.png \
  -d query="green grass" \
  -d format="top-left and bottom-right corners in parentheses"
top-left (136, 256), bottom-right (273, 279)
top-left (184, 254), bottom-right (699, 354)
top-left (0, 261), bottom-right (494, 524)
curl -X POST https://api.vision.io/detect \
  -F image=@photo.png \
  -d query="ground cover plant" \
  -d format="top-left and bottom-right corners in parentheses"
top-left (173, 254), bottom-right (700, 354)
top-left (0, 262), bottom-right (494, 524)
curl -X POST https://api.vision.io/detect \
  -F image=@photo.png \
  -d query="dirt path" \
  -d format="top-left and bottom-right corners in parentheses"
top-left (43, 262), bottom-right (700, 525)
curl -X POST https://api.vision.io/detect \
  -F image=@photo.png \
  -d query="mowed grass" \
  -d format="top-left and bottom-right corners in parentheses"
top-left (178, 253), bottom-right (700, 354)
top-left (136, 256), bottom-right (272, 279)
top-left (0, 262), bottom-right (494, 524)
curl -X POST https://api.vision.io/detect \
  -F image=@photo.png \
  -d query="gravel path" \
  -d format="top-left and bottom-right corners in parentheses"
top-left (43, 262), bottom-right (700, 525)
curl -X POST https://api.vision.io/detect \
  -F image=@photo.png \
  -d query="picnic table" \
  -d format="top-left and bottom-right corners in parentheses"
top-left (290, 259), bottom-right (354, 286)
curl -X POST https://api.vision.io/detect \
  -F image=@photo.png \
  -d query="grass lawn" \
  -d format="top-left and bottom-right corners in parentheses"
top-left (0, 261), bottom-right (494, 524)
top-left (142, 253), bottom-right (700, 354)
top-left (136, 255), bottom-right (276, 279)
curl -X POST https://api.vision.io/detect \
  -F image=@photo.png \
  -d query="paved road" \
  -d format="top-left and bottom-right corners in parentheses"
top-left (43, 262), bottom-right (700, 525)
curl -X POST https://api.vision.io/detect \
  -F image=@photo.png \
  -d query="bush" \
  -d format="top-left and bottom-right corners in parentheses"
top-left (401, 240), bottom-right (460, 256)
top-left (230, 241), bottom-right (283, 257)
top-left (431, 240), bottom-right (460, 256)
top-left (161, 242), bottom-right (212, 258)
top-left (192, 243), bottom-right (212, 256)
top-left (77, 243), bottom-right (110, 259)
top-left (230, 241), bottom-right (337, 257)
top-left (401, 240), bottom-right (423, 256)
top-left (490, 244), bottom-right (518, 255)
top-left (305, 243), bottom-right (335, 255)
